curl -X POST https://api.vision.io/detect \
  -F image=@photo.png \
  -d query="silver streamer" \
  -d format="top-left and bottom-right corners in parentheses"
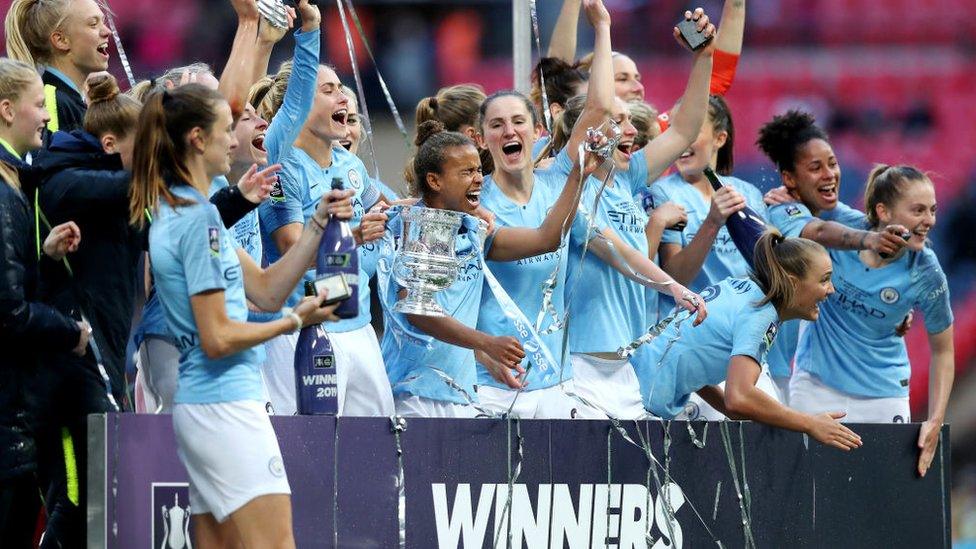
top-left (687, 419), bottom-right (709, 449)
top-left (342, 0), bottom-right (411, 146)
top-left (713, 481), bottom-right (723, 521)
top-left (391, 416), bottom-right (408, 549)
top-left (101, 2), bottom-right (136, 88)
top-left (492, 418), bottom-right (524, 549)
top-left (335, 0), bottom-right (380, 178)
top-left (428, 368), bottom-right (500, 418)
top-left (720, 422), bottom-right (756, 549)
top-left (527, 0), bottom-right (551, 132)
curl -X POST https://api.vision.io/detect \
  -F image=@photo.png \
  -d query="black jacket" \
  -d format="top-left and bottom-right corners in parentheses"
top-left (31, 131), bottom-right (262, 405)
top-left (32, 131), bottom-right (143, 400)
top-left (0, 150), bottom-right (80, 480)
top-left (42, 70), bottom-right (86, 137)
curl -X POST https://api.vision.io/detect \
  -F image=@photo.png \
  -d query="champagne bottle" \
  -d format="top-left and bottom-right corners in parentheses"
top-left (703, 167), bottom-right (768, 268)
top-left (319, 178), bottom-right (359, 319)
top-left (294, 282), bottom-right (338, 415)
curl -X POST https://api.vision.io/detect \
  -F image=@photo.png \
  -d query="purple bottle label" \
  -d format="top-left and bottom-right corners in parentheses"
top-left (294, 326), bottom-right (339, 415)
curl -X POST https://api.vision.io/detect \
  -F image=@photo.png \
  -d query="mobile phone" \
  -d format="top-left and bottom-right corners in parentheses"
top-left (306, 274), bottom-right (352, 306)
top-left (676, 18), bottom-right (712, 51)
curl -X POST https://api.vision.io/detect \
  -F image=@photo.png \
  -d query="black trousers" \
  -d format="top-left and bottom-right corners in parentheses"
top-left (0, 473), bottom-right (41, 548)
top-left (32, 352), bottom-right (122, 549)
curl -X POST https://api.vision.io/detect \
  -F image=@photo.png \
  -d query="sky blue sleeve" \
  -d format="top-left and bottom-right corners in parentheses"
top-left (744, 183), bottom-right (767, 219)
top-left (265, 28), bottom-right (320, 165)
top-left (551, 148), bottom-right (573, 174)
top-left (178, 206), bottom-right (227, 296)
top-left (650, 183), bottom-right (681, 245)
top-left (731, 305), bottom-right (779, 364)
top-left (768, 203), bottom-right (814, 238)
top-left (915, 250), bottom-right (954, 334)
top-left (258, 169), bottom-right (305, 235)
top-left (820, 201), bottom-right (868, 229)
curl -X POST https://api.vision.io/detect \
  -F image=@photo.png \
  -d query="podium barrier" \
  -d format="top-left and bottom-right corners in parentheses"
top-left (88, 414), bottom-right (951, 548)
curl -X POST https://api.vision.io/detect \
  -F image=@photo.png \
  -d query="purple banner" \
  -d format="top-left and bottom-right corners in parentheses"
top-left (89, 415), bottom-right (951, 548)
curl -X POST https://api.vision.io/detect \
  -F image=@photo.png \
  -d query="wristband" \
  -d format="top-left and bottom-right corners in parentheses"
top-left (282, 307), bottom-right (303, 333)
top-left (311, 215), bottom-right (327, 231)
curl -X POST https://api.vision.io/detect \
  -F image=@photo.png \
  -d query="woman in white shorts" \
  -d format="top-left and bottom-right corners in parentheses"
top-left (129, 84), bottom-right (348, 546)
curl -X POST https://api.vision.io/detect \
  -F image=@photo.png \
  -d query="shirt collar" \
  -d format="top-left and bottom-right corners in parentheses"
top-left (44, 67), bottom-right (83, 96)
top-left (0, 138), bottom-right (21, 159)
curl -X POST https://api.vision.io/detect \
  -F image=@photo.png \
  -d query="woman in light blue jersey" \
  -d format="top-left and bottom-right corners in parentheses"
top-left (377, 120), bottom-right (598, 418)
top-left (257, 45), bottom-right (395, 416)
top-left (789, 165), bottom-right (954, 477)
top-left (537, 4), bottom-right (715, 420)
top-left (756, 109), bottom-right (912, 403)
top-left (633, 231), bottom-right (863, 452)
top-left (129, 84), bottom-right (349, 547)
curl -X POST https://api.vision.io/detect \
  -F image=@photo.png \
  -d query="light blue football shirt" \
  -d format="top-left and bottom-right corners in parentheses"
top-left (795, 246), bottom-right (953, 397)
top-left (551, 148), bottom-right (650, 353)
top-left (150, 184), bottom-right (265, 404)
top-left (259, 145), bottom-right (377, 332)
top-left (380, 208), bottom-right (491, 404)
top-left (632, 277), bottom-right (780, 418)
top-left (764, 200), bottom-right (868, 378)
top-left (651, 172), bottom-right (767, 298)
top-left (474, 168), bottom-right (585, 390)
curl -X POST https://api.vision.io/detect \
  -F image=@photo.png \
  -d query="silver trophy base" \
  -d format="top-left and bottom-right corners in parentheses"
top-left (393, 291), bottom-right (446, 317)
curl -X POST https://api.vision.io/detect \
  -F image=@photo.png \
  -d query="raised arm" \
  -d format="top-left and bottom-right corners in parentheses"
top-left (724, 355), bottom-right (862, 451)
top-left (714, 0), bottom-right (745, 55)
top-left (547, 0), bottom-right (582, 63)
top-left (218, 0), bottom-right (262, 118)
top-left (642, 9), bottom-right (715, 181)
top-left (253, 4), bottom-right (297, 85)
top-left (917, 326), bottom-right (954, 477)
top-left (264, 0), bottom-right (321, 165)
top-left (563, 0), bottom-right (614, 157)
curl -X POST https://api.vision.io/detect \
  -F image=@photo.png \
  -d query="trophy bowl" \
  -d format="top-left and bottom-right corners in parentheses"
top-left (392, 206), bottom-right (469, 316)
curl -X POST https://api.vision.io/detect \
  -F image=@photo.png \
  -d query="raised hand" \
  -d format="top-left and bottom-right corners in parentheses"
top-left (582, 0), bottom-right (611, 29)
top-left (229, 0), bottom-right (261, 22)
top-left (257, 5), bottom-right (295, 45)
top-left (356, 209), bottom-right (389, 245)
top-left (43, 221), bottom-right (81, 261)
top-left (297, 0), bottom-right (321, 32)
top-left (238, 163), bottom-right (281, 204)
top-left (673, 8), bottom-right (717, 55)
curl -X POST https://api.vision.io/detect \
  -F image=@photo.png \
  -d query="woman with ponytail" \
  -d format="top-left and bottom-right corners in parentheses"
top-left (4, 0), bottom-right (111, 135)
top-left (131, 84), bottom-right (350, 546)
top-left (0, 56), bottom-right (85, 545)
top-left (633, 231), bottom-right (862, 452)
top-left (788, 165), bottom-right (954, 477)
top-left (406, 83), bottom-right (489, 184)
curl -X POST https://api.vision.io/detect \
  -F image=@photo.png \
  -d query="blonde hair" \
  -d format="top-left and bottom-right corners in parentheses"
top-left (415, 84), bottom-right (485, 132)
top-left (629, 101), bottom-right (660, 150)
top-left (4, 0), bottom-right (73, 67)
top-left (863, 164), bottom-right (932, 228)
top-left (0, 58), bottom-right (43, 183)
top-left (248, 59), bottom-right (292, 121)
top-left (751, 230), bottom-right (827, 310)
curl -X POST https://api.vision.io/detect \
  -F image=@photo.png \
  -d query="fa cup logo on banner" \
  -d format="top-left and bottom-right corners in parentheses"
top-left (152, 483), bottom-right (192, 549)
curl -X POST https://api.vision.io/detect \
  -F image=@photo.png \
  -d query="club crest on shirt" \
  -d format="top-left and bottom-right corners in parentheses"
top-left (208, 227), bottom-right (220, 257)
top-left (348, 169), bottom-right (363, 190)
top-left (785, 204), bottom-right (802, 217)
top-left (880, 287), bottom-right (900, 304)
top-left (269, 175), bottom-right (285, 202)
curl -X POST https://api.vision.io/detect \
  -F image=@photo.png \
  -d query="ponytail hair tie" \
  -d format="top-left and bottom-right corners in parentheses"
top-left (429, 96), bottom-right (438, 110)
top-left (771, 233), bottom-right (785, 247)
